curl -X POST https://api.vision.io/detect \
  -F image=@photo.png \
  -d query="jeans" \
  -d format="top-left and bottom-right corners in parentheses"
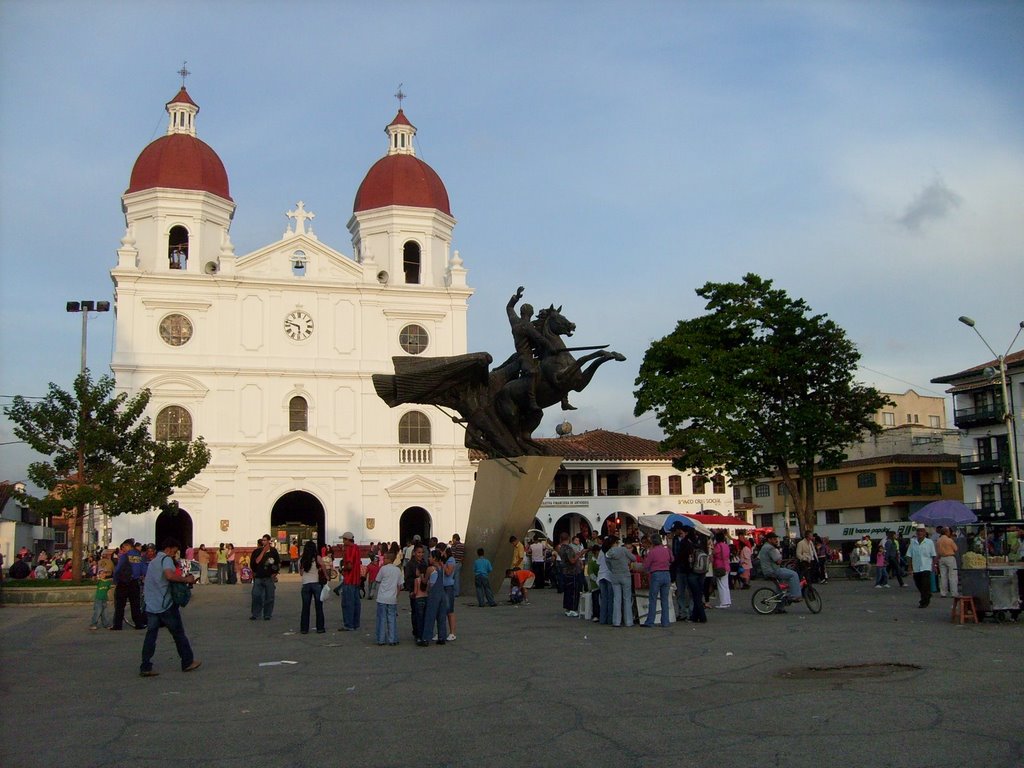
top-left (452, 561), bottom-right (463, 597)
top-left (90, 597), bottom-right (110, 628)
top-left (674, 571), bottom-right (692, 619)
top-left (475, 574), bottom-right (497, 606)
top-left (375, 602), bottom-right (398, 644)
top-left (611, 577), bottom-right (632, 626)
top-left (598, 578), bottom-right (613, 624)
top-left (772, 567), bottom-right (801, 600)
top-left (300, 582), bottom-right (325, 633)
top-left (251, 577), bottom-right (276, 619)
top-left (644, 571), bottom-right (671, 626)
top-left (423, 590), bottom-right (448, 641)
top-left (444, 585), bottom-right (456, 615)
top-left (875, 563), bottom-right (889, 586)
top-left (562, 571), bottom-right (579, 612)
top-left (217, 563), bottom-right (230, 584)
top-left (412, 596), bottom-right (427, 640)
top-left (686, 573), bottom-right (707, 622)
top-left (140, 605), bottom-right (194, 673)
top-left (341, 584), bottom-right (361, 629)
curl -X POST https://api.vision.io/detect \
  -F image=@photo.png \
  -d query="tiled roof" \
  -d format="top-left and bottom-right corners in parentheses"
top-left (932, 348), bottom-right (1024, 384)
top-left (536, 429), bottom-right (683, 462)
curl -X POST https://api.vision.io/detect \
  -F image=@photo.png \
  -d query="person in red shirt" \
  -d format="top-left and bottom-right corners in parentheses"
top-left (339, 532), bottom-right (362, 631)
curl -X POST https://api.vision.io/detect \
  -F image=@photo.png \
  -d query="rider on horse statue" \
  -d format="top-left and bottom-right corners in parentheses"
top-left (506, 286), bottom-right (575, 412)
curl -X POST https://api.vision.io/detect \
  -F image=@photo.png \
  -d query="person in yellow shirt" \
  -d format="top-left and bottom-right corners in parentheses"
top-left (509, 535), bottom-right (525, 571)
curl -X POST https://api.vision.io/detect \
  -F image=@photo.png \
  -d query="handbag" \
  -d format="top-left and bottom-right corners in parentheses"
top-left (713, 567), bottom-right (727, 578)
top-left (319, 584), bottom-right (333, 602)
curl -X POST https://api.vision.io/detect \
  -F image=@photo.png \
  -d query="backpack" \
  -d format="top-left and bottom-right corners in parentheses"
top-left (691, 549), bottom-right (709, 574)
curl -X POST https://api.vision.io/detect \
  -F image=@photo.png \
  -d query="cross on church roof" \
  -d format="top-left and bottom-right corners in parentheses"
top-left (395, 83), bottom-right (406, 108)
top-left (286, 201), bottom-right (315, 236)
top-left (178, 61), bottom-right (191, 87)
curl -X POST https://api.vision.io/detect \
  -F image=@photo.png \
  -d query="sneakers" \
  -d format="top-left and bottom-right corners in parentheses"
top-left (884, 584), bottom-right (891, 589)
top-left (875, 585), bottom-right (883, 589)
top-left (563, 610), bottom-right (579, 617)
top-left (183, 660), bottom-right (202, 673)
top-left (446, 633), bottom-right (456, 641)
top-left (139, 670), bottom-right (159, 677)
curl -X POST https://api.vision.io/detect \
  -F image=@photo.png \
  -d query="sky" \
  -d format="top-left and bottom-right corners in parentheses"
top-left (1, 0), bottom-right (1022, 488)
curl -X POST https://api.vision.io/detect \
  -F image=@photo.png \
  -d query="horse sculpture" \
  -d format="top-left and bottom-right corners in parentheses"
top-left (372, 298), bottom-right (625, 458)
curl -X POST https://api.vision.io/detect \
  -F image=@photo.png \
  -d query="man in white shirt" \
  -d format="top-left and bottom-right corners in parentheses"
top-left (528, 538), bottom-right (547, 588)
top-left (906, 524), bottom-right (938, 608)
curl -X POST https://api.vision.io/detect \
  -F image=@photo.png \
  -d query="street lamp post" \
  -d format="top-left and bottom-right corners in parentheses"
top-left (65, 300), bottom-right (110, 574)
top-left (958, 317), bottom-right (1024, 521)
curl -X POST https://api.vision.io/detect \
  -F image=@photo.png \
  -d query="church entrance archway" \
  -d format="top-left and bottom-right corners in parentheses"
top-left (270, 491), bottom-right (326, 552)
top-left (155, 507), bottom-right (193, 550)
top-left (399, 507), bottom-right (432, 546)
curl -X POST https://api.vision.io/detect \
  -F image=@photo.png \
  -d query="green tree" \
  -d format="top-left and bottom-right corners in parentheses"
top-left (633, 274), bottom-right (890, 535)
top-left (4, 371), bottom-right (210, 579)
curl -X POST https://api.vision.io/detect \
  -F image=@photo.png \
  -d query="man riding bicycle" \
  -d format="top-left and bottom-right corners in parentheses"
top-left (758, 532), bottom-right (802, 603)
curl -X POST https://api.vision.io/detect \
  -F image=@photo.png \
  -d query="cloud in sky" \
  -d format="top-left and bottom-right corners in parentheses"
top-left (1, 1), bottom-right (1022, 485)
top-left (897, 177), bottom-right (963, 231)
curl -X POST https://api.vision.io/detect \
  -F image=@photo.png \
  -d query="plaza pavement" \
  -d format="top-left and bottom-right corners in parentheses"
top-left (1, 576), bottom-right (1020, 768)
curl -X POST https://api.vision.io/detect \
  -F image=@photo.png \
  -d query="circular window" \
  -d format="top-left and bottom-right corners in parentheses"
top-left (159, 314), bottom-right (193, 346)
top-left (399, 324), bottom-right (429, 354)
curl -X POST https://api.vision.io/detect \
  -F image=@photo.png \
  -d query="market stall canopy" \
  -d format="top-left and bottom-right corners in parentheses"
top-left (909, 500), bottom-right (978, 527)
top-left (688, 513), bottom-right (757, 529)
top-left (639, 513), bottom-right (713, 537)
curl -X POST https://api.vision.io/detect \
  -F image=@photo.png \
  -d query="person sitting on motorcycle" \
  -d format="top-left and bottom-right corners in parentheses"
top-left (758, 532), bottom-right (802, 603)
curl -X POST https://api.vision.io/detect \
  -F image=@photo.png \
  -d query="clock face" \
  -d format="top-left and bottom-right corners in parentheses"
top-left (159, 314), bottom-right (193, 346)
top-left (284, 310), bottom-right (313, 340)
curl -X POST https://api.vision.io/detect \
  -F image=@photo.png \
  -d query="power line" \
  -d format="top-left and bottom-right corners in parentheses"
top-left (857, 365), bottom-right (948, 398)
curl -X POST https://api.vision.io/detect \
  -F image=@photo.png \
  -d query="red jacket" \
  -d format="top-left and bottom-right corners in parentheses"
top-left (341, 543), bottom-right (362, 585)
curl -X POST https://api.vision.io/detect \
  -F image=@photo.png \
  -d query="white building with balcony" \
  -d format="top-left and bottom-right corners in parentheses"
top-left (110, 86), bottom-right (474, 551)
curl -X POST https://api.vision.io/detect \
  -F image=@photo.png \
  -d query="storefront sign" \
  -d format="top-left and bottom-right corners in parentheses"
top-left (540, 499), bottom-right (590, 508)
top-left (814, 521), bottom-right (917, 541)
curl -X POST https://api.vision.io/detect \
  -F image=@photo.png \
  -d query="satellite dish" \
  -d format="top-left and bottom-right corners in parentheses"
top-left (204, 261), bottom-right (219, 275)
top-left (377, 270), bottom-right (389, 285)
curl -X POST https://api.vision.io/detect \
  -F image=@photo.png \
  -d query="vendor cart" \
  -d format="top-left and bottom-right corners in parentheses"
top-left (959, 563), bottom-right (1022, 621)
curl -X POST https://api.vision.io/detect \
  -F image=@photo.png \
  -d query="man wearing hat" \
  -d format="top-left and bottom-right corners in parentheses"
top-left (906, 524), bottom-right (938, 608)
top-left (339, 532), bottom-right (362, 631)
top-left (758, 532), bottom-right (802, 605)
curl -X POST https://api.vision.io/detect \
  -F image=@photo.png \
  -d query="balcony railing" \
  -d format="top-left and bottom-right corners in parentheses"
top-left (965, 500), bottom-right (1015, 522)
top-left (953, 402), bottom-right (1003, 429)
top-left (549, 489), bottom-right (593, 497)
top-left (959, 454), bottom-right (1007, 475)
top-left (399, 445), bottom-right (432, 464)
top-left (885, 483), bottom-right (942, 497)
top-left (598, 488), bottom-right (641, 497)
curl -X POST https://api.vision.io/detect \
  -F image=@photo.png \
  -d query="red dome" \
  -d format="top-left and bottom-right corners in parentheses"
top-left (126, 133), bottom-right (231, 200)
top-left (353, 154), bottom-right (450, 216)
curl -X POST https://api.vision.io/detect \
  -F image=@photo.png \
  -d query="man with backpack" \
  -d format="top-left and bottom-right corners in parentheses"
top-left (679, 528), bottom-right (708, 623)
top-left (139, 538), bottom-right (200, 677)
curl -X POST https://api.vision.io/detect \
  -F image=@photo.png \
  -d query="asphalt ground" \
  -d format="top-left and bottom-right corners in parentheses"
top-left (1, 576), bottom-right (1020, 768)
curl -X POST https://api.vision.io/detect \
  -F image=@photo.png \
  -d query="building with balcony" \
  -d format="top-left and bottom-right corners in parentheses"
top-left (0, 481), bottom-right (55, 564)
top-left (932, 349), bottom-right (1024, 522)
top-left (527, 429), bottom-right (736, 542)
top-left (731, 423), bottom-right (963, 546)
top-left (110, 86), bottom-right (474, 550)
top-left (873, 389), bottom-right (947, 430)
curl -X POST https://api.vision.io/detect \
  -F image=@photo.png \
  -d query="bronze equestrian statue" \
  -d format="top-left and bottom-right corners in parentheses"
top-left (372, 287), bottom-right (625, 459)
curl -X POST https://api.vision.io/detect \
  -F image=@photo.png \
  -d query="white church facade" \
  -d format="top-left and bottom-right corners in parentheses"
top-left (110, 86), bottom-right (476, 551)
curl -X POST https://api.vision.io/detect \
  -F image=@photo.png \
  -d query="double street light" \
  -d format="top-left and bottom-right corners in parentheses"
top-left (66, 300), bottom-right (110, 373)
top-left (958, 316), bottom-right (1024, 521)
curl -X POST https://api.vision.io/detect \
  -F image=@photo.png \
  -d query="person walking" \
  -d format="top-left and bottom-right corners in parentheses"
top-left (641, 533), bottom-right (672, 627)
top-left (884, 531), bottom-right (905, 587)
top-left (907, 524), bottom-right (938, 608)
top-left (139, 538), bottom-right (201, 677)
top-left (298, 540), bottom-right (328, 634)
top-left (250, 534), bottom-right (281, 621)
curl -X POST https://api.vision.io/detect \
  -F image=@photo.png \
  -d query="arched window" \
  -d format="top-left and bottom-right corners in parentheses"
top-left (168, 225), bottom-right (189, 270)
top-left (403, 241), bottom-right (421, 284)
top-left (399, 411), bottom-right (431, 444)
top-left (692, 475), bottom-right (707, 494)
top-left (289, 396), bottom-right (308, 432)
top-left (156, 406), bottom-right (192, 442)
top-left (712, 474), bottom-right (726, 494)
top-left (398, 411), bottom-right (431, 464)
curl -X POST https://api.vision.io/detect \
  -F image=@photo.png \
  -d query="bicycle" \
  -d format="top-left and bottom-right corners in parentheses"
top-left (751, 575), bottom-right (822, 615)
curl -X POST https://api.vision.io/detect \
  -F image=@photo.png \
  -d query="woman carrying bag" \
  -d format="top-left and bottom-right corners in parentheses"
top-left (298, 540), bottom-right (329, 634)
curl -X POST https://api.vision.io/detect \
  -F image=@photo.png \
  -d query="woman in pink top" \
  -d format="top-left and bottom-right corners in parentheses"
top-left (712, 532), bottom-right (732, 608)
top-left (642, 533), bottom-right (674, 627)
